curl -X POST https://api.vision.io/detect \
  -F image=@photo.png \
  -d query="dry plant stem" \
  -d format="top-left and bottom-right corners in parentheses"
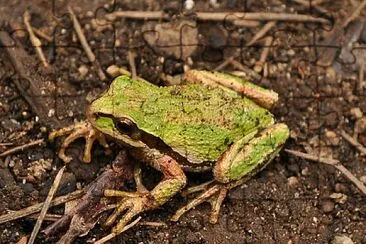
top-left (23, 10), bottom-right (49, 68)
top-left (28, 213), bottom-right (62, 222)
top-left (254, 36), bottom-right (273, 73)
top-left (0, 139), bottom-right (44, 158)
top-left (0, 190), bottom-right (83, 224)
top-left (28, 166), bottom-right (66, 244)
top-left (344, 0), bottom-right (366, 27)
top-left (247, 21), bottom-right (276, 46)
top-left (128, 50), bottom-right (137, 79)
top-left (341, 130), bottom-right (366, 155)
top-left (106, 11), bottom-right (329, 24)
top-left (214, 56), bottom-right (235, 70)
top-left (94, 216), bottom-right (142, 244)
top-left (33, 28), bottom-right (53, 42)
top-left (285, 149), bottom-right (366, 195)
top-left (68, 6), bottom-right (106, 81)
top-left (359, 63), bottom-right (365, 91)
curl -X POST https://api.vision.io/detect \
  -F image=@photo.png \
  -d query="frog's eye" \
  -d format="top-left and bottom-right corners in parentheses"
top-left (114, 117), bottom-right (140, 139)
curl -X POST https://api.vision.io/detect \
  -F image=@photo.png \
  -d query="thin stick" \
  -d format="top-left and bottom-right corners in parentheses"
top-left (94, 216), bottom-right (142, 244)
top-left (28, 166), bottom-right (66, 244)
top-left (0, 190), bottom-right (83, 224)
top-left (105, 11), bottom-right (329, 24)
top-left (138, 221), bottom-right (167, 227)
top-left (128, 50), bottom-right (137, 80)
top-left (341, 130), bottom-right (366, 155)
top-left (214, 56), bottom-right (235, 71)
top-left (344, 0), bottom-right (366, 27)
top-left (285, 149), bottom-right (366, 195)
top-left (247, 21), bottom-right (276, 46)
top-left (33, 28), bottom-right (53, 42)
top-left (254, 36), bottom-right (273, 73)
top-left (359, 63), bottom-right (365, 91)
top-left (0, 139), bottom-right (44, 158)
top-left (23, 10), bottom-right (49, 68)
top-left (68, 6), bottom-right (106, 81)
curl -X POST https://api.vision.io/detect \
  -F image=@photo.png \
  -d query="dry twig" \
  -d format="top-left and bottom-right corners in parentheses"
top-left (344, 0), bottom-right (366, 27)
top-left (68, 6), bottom-right (106, 81)
top-left (33, 28), bottom-right (53, 42)
top-left (286, 149), bottom-right (366, 195)
top-left (23, 10), bottom-right (49, 68)
top-left (359, 63), bottom-right (365, 91)
top-left (341, 130), bottom-right (366, 155)
top-left (128, 50), bottom-right (137, 79)
top-left (28, 166), bottom-right (66, 244)
top-left (0, 190), bottom-right (83, 224)
top-left (0, 139), bottom-right (44, 158)
top-left (247, 21), bottom-right (277, 46)
top-left (254, 36), bottom-right (273, 73)
top-left (105, 11), bottom-right (329, 24)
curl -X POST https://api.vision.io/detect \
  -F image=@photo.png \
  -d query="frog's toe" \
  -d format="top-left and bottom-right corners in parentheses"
top-left (171, 183), bottom-right (229, 224)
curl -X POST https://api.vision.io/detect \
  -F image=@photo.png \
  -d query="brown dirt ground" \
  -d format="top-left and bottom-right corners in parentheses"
top-left (0, 0), bottom-right (365, 243)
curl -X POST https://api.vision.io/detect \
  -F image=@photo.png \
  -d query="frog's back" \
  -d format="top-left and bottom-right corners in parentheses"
top-left (103, 76), bottom-right (274, 163)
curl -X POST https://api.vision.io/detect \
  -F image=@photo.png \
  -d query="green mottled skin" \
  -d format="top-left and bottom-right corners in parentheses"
top-left (90, 76), bottom-right (274, 164)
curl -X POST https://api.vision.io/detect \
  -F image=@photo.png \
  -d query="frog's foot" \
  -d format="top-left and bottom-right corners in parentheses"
top-left (103, 189), bottom-right (153, 234)
top-left (171, 181), bottom-right (230, 224)
top-left (49, 121), bottom-right (110, 163)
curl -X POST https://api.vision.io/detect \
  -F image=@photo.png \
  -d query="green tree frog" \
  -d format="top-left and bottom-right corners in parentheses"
top-left (50, 70), bottom-right (289, 238)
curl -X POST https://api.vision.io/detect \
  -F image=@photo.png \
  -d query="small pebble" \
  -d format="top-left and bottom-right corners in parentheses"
top-left (78, 65), bottom-right (89, 78)
top-left (48, 109), bottom-right (55, 117)
top-left (360, 175), bottom-right (366, 184)
top-left (329, 192), bottom-right (348, 204)
top-left (184, 0), bottom-right (195, 10)
top-left (287, 176), bottom-right (298, 186)
top-left (349, 107), bottom-right (363, 119)
top-left (335, 183), bottom-right (348, 193)
top-left (301, 167), bottom-right (309, 176)
top-left (325, 130), bottom-right (340, 145)
top-left (287, 49), bottom-right (295, 56)
top-left (322, 200), bottom-right (335, 213)
top-left (331, 235), bottom-right (354, 244)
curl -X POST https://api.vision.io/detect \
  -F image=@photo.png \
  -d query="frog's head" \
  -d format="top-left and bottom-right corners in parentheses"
top-left (87, 75), bottom-right (146, 148)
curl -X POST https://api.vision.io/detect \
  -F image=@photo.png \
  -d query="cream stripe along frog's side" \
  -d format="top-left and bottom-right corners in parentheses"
top-left (50, 70), bottom-right (289, 237)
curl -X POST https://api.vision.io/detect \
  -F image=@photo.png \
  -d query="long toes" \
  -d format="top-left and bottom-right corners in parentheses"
top-left (181, 180), bottom-right (214, 197)
top-left (105, 200), bottom-right (132, 226)
top-left (112, 201), bottom-right (144, 235)
top-left (171, 185), bottom-right (220, 222)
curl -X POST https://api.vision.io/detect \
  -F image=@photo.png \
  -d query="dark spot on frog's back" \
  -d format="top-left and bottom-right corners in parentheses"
top-left (170, 86), bottom-right (182, 96)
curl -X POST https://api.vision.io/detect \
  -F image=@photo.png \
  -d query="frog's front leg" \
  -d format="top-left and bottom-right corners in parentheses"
top-left (49, 121), bottom-right (110, 163)
top-left (104, 145), bottom-right (187, 236)
top-left (172, 123), bottom-right (289, 223)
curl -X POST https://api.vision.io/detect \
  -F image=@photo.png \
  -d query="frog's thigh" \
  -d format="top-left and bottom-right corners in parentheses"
top-left (213, 123), bottom-right (289, 183)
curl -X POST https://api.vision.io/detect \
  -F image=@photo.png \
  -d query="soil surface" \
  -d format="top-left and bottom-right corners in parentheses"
top-left (0, 0), bottom-right (365, 243)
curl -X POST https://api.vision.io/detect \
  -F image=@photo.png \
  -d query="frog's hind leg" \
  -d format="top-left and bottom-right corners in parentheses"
top-left (172, 123), bottom-right (289, 223)
top-left (49, 121), bottom-right (110, 163)
top-left (183, 70), bottom-right (279, 109)
top-left (101, 146), bottom-right (187, 240)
